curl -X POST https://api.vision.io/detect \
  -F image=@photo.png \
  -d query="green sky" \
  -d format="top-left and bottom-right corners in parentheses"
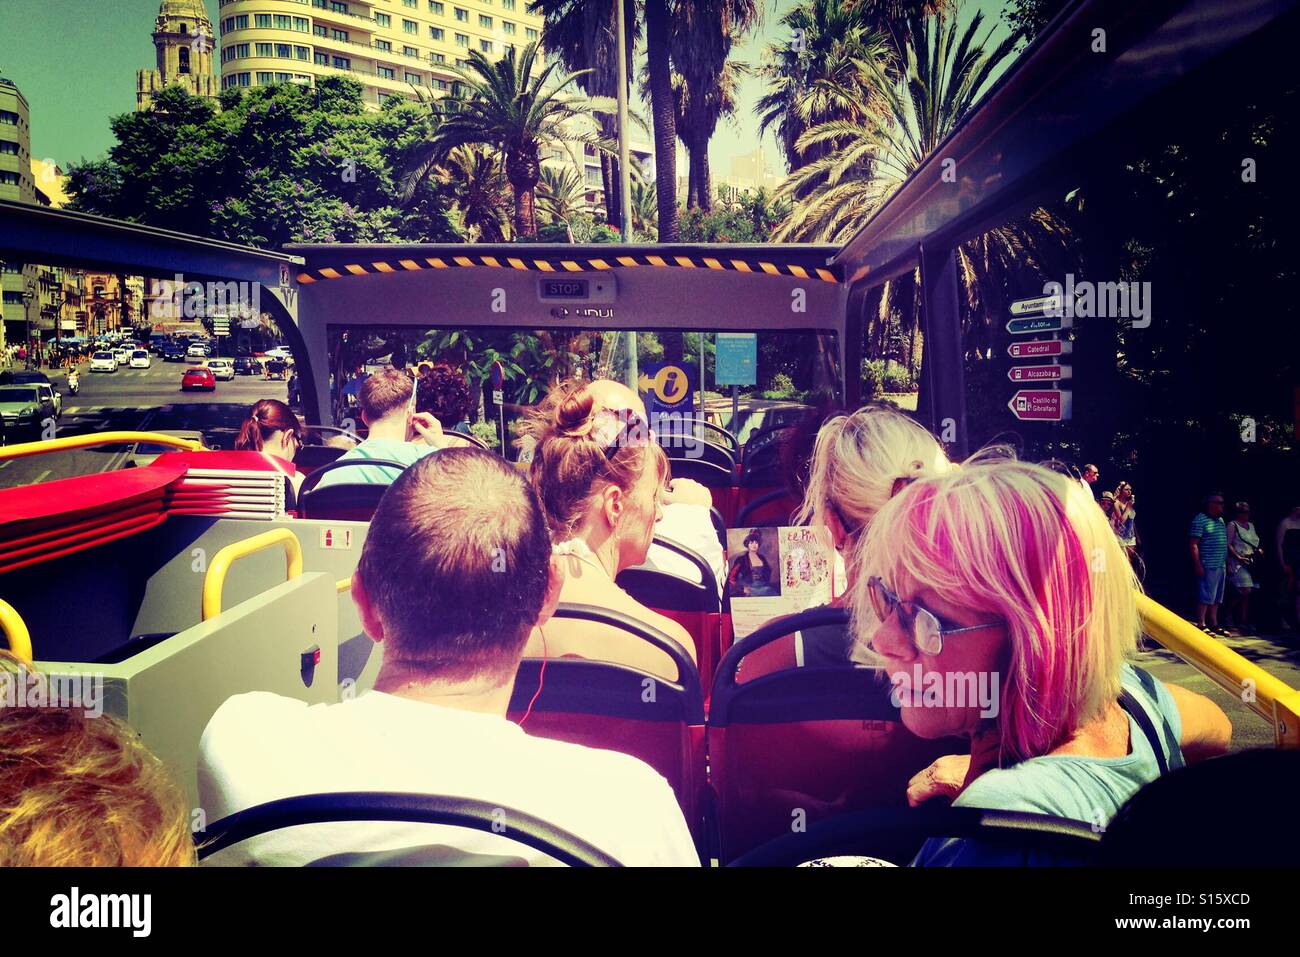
top-left (0, 0), bottom-right (1013, 178)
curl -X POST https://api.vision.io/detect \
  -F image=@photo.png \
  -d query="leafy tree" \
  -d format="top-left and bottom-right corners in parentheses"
top-left (678, 188), bottom-right (789, 242)
top-left (65, 79), bottom-right (461, 247)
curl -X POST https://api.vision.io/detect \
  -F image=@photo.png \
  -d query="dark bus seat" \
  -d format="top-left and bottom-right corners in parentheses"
top-left (708, 606), bottom-right (964, 864)
top-left (735, 489), bottom-right (801, 528)
top-left (618, 537), bottom-right (724, 684)
top-left (296, 457), bottom-right (409, 520)
top-left (199, 792), bottom-right (621, 866)
top-left (507, 603), bottom-right (707, 859)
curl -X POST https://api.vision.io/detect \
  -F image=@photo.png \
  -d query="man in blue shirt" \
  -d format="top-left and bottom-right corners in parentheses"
top-left (1190, 493), bottom-right (1229, 635)
top-left (314, 367), bottom-right (449, 490)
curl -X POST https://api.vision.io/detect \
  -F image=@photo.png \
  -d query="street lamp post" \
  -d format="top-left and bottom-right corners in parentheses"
top-left (21, 284), bottom-right (35, 370)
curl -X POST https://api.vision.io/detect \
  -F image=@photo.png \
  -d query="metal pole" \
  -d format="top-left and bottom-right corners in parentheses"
top-left (698, 334), bottom-right (706, 426)
top-left (615, 0), bottom-right (633, 240)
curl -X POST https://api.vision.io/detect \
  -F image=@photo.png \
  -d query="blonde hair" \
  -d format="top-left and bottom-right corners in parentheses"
top-left (796, 403), bottom-right (951, 539)
top-left (849, 455), bottom-right (1141, 763)
top-left (0, 652), bottom-right (195, 866)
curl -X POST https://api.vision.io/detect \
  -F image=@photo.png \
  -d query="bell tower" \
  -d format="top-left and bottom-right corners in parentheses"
top-left (136, 0), bottom-right (219, 111)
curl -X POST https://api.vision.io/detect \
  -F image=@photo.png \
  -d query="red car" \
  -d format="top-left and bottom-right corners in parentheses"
top-left (181, 367), bottom-right (216, 392)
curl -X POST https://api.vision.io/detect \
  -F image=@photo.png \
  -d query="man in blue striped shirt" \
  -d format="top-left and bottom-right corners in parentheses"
top-left (1190, 493), bottom-right (1228, 635)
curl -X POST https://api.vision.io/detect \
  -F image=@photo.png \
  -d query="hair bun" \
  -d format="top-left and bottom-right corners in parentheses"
top-left (555, 388), bottom-right (596, 435)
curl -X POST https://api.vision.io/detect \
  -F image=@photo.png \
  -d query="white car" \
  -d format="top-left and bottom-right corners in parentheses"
top-left (206, 358), bottom-right (235, 381)
top-left (90, 351), bottom-right (117, 372)
top-left (113, 348), bottom-right (131, 365)
top-left (187, 342), bottom-right (210, 358)
top-left (129, 350), bottom-right (151, 369)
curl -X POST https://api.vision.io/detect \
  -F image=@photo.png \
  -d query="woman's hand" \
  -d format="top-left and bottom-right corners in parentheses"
top-left (661, 477), bottom-right (713, 508)
top-left (907, 753), bottom-right (971, 807)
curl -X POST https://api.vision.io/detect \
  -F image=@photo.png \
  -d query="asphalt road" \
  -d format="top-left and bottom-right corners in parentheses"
top-left (2, 357), bottom-right (1297, 751)
top-left (0, 357), bottom-right (287, 487)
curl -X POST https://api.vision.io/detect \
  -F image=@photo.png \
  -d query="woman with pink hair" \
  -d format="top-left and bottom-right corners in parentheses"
top-left (849, 456), bottom-right (1231, 865)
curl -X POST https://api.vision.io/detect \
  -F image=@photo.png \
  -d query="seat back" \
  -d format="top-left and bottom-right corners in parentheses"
top-left (618, 537), bottom-right (723, 684)
top-left (294, 444), bottom-right (347, 474)
top-left (199, 792), bottom-right (621, 866)
top-left (296, 457), bottom-right (408, 520)
top-left (708, 606), bottom-right (964, 864)
top-left (734, 489), bottom-right (801, 527)
top-left (740, 426), bottom-right (794, 488)
top-left (507, 603), bottom-right (707, 855)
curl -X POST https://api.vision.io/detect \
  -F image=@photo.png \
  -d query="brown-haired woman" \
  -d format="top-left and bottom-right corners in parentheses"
top-left (235, 398), bottom-right (306, 495)
top-left (522, 379), bottom-right (697, 680)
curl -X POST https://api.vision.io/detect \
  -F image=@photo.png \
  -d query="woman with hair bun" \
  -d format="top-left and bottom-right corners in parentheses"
top-left (234, 398), bottom-right (306, 495)
top-left (522, 378), bottom-right (697, 681)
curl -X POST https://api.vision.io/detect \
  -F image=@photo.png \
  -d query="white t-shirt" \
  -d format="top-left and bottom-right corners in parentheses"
top-left (197, 690), bottom-right (699, 867)
top-left (643, 504), bottom-right (726, 601)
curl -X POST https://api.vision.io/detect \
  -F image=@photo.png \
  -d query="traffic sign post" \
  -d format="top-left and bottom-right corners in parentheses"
top-left (1008, 293), bottom-right (1063, 317)
top-left (489, 360), bottom-right (506, 455)
top-left (715, 333), bottom-right (757, 431)
top-left (1008, 364), bottom-right (1071, 383)
top-left (1008, 389), bottom-right (1072, 421)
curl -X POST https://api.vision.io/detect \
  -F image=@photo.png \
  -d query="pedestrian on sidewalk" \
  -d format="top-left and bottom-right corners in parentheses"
top-left (1226, 502), bottom-right (1261, 634)
top-left (1190, 493), bottom-right (1229, 636)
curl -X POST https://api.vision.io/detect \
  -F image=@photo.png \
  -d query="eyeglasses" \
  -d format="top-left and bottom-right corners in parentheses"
top-left (866, 576), bottom-right (1001, 656)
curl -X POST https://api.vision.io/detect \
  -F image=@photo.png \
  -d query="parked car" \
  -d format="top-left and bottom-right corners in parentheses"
top-left (163, 343), bottom-right (187, 362)
top-left (90, 351), bottom-right (118, 372)
top-left (233, 356), bottom-right (262, 376)
top-left (206, 358), bottom-right (235, 381)
top-left (181, 367), bottom-right (216, 392)
top-left (122, 430), bottom-right (208, 469)
top-left (129, 349), bottom-right (151, 369)
top-left (0, 385), bottom-right (55, 440)
top-left (35, 382), bottom-right (61, 419)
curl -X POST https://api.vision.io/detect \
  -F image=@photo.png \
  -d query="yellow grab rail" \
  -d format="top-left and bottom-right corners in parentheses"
top-left (0, 431), bottom-right (207, 462)
top-left (337, 578), bottom-right (352, 593)
top-left (1138, 594), bottom-right (1300, 748)
top-left (0, 599), bottom-right (33, 664)
top-left (201, 529), bottom-right (304, 621)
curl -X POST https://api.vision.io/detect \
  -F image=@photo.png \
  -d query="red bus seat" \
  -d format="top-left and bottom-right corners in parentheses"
top-left (507, 603), bottom-right (707, 859)
top-left (708, 606), bottom-right (964, 864)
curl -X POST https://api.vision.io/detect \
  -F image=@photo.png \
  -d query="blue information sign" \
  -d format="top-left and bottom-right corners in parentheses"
top-left (715, 333), bottom-right (757, 387)
top-left (638, 363), bottom-right (696, 419)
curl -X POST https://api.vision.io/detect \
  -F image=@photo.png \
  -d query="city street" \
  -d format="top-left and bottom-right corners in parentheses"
top-left (0, 357), bottom-right (287, 486)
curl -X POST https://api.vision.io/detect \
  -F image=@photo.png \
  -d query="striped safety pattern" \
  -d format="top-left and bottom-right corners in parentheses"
top-left (296, 252), bottom-right (840, 285)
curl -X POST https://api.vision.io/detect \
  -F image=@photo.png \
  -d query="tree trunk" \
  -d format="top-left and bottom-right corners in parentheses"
top-left (507, 149), bottom-right (541, 238)
top-left (645, 0), bottom-right (679, 241)
top-left (698, 145), bottom-right (711, 212)
top-left (685, 143), bottom-right (698, 209)
top-left (599, 114), bottom-right (621, 226)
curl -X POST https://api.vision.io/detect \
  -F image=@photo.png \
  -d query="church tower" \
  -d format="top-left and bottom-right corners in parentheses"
top-left (136, 0), bottom-right (220, 111)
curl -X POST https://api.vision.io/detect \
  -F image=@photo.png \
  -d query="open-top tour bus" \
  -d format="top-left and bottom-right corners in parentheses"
top-left (1, 0), bottom-right (1297, 864)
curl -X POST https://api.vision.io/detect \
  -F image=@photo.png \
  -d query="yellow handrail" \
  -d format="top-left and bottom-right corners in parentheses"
top-left (0, 431), bottom-right (207, 462)
top-left (1137, 594), bottom-right (1300, 748)
top-left (201, 529), bottom-right (304, 621)
top-left (337, 578), bottom-right (352, 593)
top-left (0, 599), bottom-right (33, 664)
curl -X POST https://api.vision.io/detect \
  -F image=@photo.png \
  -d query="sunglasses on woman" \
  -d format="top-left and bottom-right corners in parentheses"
top-left (866, 576), bottom-right (1001, 655)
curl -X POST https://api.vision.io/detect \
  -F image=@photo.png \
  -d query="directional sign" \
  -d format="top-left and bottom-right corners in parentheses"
top-left (638, 363), bottom-right (695, 417)
top-left (1009, 294), bottom-right (1062, 317)
top-left (1009, 364), bottom-right (1071, 383)
top-left (1008, 389), bottom-right (1072, 421)
top-left (1008, 339), bottom-right (1072, 359)
top-left (1007, 314), bottom-right (1072, 335)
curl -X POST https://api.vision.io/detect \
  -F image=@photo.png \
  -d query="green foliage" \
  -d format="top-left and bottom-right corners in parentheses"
top-left (470, 421), bottom-right (501, 450)
top-left (65, 78), bottom-right (461, 247)
top-left (677, 189), bottom-right (789, 242)
top-left (861, 358), bottom-right (916, 396)
top-left (759, 371), bottom-right (798, 400)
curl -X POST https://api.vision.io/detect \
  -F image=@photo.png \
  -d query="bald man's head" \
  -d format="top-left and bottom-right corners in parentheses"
top-left (586, 379), bottom-right (647, 419)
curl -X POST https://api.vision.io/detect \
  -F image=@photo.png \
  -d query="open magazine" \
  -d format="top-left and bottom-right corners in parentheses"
top-left (726, 525), bottom-right (844, 640)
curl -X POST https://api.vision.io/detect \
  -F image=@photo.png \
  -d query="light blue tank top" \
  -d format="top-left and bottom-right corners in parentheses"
top-left (913, 663), bottom-right (1183, 866)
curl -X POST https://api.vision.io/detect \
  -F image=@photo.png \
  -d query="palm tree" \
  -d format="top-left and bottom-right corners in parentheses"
top-left (775, 10), bottom-right (1022, 242)
top-left (630, 172), bottom-right (657, 235)
top-left (400, 42), bottom-right (610, 238)
top-left (755, 0), bottom-right (892, 172)
top-left (437, 145), bottom-right (511, 242)
top-left (537, 165), bottom-right (589, 226)
top-left (670, 0), bottom-right (759, 212)
top-left (644, 0), bottom-right (680, 240)
top-left (528, 0), bottom-right (640, 226)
